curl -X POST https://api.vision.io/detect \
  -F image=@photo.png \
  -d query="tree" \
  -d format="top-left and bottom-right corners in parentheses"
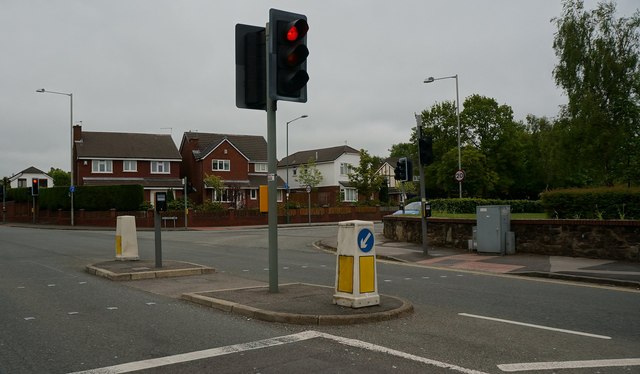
top-left (348, 149), bottom-right (385, 202)
top-left (552, 0), bottom-right (640, 186)
top-left (295, 157), bottom-right (323, 189)
top-left (203, 174), bottom-right (224, 201)
top-left (48, 167), bottom-right (70, 186)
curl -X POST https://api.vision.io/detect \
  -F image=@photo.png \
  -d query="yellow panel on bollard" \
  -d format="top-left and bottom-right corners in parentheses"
top-left (115, 215), bottom-right (139, 261)
top-left (333, 220), bottom-right (380, 308)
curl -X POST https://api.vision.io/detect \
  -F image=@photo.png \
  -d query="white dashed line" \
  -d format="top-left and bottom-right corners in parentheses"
top-left (459, 313), bottom-right (611, 340)
top-left (24, 317), bottom-right (36, 321)
top-left (107, 307), bottom-right (119, 310)
top-left (67, 312), bottom-right (79, 315)
top-left (498, 358), bottom-right (640, 372)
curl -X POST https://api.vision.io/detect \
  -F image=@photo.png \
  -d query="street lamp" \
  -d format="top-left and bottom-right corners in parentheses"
top-left (285, 114), bottom-right (308, 224)
top-left (36, 88), bottom-right (75, 225)
top-left (424, 75), bottom-right (462, 198)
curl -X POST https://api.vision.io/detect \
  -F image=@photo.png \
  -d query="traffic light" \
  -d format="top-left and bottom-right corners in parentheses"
top-left (395, 158), bottom-right (413, 182)
top-left (31, 178), bottom-right (39, 196)
top-left (236, 23), bottom-right (266, 110)
top-left (269, 9), bottom-right (309, 102)
top-left (419, 135), bottom-right (434, 165)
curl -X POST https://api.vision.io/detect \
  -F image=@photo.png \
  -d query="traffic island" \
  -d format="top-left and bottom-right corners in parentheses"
top-left (86, 260), bottom-right (215, 281)
top-left (182, 283), bottom-right (414, 325)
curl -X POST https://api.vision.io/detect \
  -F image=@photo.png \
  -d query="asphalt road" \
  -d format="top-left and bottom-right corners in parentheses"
top-left (1, 224), bottom-right (639, 373)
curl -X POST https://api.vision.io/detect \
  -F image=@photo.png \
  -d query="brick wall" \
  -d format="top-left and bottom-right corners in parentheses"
top-left (383, 216), bottom-right (640, 261)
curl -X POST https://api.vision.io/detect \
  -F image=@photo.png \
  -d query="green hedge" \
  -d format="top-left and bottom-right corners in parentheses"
top-left (406, 197), bottom-right (543, 214)
top-left (38, 185), bottom-right (144, 211)
top-left (6, 187), bottom-right (31, 203)
top-left (540, 187), bottom-right (640, 219)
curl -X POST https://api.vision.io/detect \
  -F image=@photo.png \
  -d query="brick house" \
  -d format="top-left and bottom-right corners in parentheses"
top-left (73, 125), bottom-right (183, 202)
top-left (179, 132), bottom-right (284, 208)
top-left (277, 145), bottom-right (361, 206)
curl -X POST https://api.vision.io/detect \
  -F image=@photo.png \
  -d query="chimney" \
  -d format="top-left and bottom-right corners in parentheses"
top-left (73, 124), bottom-right (82, 142)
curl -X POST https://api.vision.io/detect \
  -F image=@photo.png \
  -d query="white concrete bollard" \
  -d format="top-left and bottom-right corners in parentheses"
top-left (333, 220), bottom-right (380, 308)
top-left (115, 215), bottom-right (139, 261)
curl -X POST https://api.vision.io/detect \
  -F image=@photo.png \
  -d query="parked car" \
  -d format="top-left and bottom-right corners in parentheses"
top-left (392, 201), bottom-right (421, 215)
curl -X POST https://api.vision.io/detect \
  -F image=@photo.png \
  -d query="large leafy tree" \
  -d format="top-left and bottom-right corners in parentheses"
top-left (348, 149), bottom-right (385, 201)
top-left (48, 167), bottom-right (70, 186)
top-left (552, 0), bottom-right (640, 186)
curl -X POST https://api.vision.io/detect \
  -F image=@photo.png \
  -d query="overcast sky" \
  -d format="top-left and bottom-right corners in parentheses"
top-left (1, 0), bottom-right (638, 179)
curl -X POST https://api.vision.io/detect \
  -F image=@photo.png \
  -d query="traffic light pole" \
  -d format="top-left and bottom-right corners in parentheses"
top-left (416, 114), bottom-right (428, 255)
top-left (266, 22), bottom-right (279, 293)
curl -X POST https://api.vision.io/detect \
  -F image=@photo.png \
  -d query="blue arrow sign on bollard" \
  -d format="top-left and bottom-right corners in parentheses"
top-left (357, 228), bottom-right (374, 253)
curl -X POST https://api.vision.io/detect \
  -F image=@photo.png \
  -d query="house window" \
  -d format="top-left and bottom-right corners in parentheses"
top-left (17, 178), bottom-right (26, 188)
top-left (212, 159), bottom-right (230, 171)
top-left (151, 161), bottom-right (170, 174)
top-left (92, 160), bottom-right (113, 173)
top-left (254, 163), bottom-right (267, 172)
top-left (340, 163), bottom-right (353, 175)
top-left (40, 179), bottom-right (48, 188)
top-left (342, 188), bottom-right (357, 202)
top-left (292, 168), bottom-right (297, 176)
top-left (123, 160), bottom-right (137, 172)
top-left (277, 190), bottom-right (283, 202)
top-left (250, 189), bottom-right (257, 200)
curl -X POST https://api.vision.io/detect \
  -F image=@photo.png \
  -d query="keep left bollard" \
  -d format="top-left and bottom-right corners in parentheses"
top-left (333, 220), bottom-right (380, 308)
top-left (115, 215), bottom-right (139, 261)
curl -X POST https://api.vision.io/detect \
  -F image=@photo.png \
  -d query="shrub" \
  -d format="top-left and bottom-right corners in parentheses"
top-left (540, 187), bottom-right (640, 219)
top-left (39, 185), bottom-right (144, 211)
top-left (406, 197), bottom-right (543, 214)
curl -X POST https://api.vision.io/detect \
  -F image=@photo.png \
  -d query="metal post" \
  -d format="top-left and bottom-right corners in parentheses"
top-left (154, 210), bottom-right (162, 268)
top-left (70, 93), bottom-right (75, 226)
top-left (307, 189), bottom-right (311, 225)
top-left (184, 177), bottom-right (188, 228)
top-left (416, 114), bottom-right (428, 255)
top-left (266, 22), bottom-right (278, 293)
top-left (32, 195), bottom-right (36, 224)
top-left (454, 75), bottom-right (462, 199)
top-left (286, 121), bottom-right (289, 224)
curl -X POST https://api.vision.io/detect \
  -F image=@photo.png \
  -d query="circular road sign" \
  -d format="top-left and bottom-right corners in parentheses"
top-left (306, 185), bottom-right (312, 193)
top-left (454, 170), bottom-right (465, 182)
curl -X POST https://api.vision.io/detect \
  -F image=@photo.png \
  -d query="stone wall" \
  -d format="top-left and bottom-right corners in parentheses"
top-left (383, 216), bottom-right (640, 262)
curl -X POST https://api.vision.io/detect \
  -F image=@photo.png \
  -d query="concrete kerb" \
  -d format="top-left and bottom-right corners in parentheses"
top-left (85, 261), bottom-right (215, 281)
top-left (181, 283), bottom-right (414, 326)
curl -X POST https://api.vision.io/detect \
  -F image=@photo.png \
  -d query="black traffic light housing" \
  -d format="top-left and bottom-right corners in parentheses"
top-left (269, 9), bottom-right (308, 103)
top-left (395, 158), bottom-right (414, 182)
top-left (419, 135), bottom-right (434, 166)
top-left (236, 24), bottom-right (266, 110)
top-left (31, 178), bottom-right (39, 196)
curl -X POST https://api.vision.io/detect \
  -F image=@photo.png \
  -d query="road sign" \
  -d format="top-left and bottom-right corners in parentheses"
top-left (357, 228), bottom-right (374, 253)
top-left (69, 185), bottom-right (75, 193)
top-left (455, 170), bottom-right (465, 182)
top-left (306, 185), bottom-right (312, 193)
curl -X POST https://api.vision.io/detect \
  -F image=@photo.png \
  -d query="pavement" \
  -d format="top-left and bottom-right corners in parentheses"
top-left (5, 221), bottom-right (639, 325)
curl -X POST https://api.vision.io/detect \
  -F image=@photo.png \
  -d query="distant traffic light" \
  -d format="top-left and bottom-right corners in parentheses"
top-left (395, 157), bottom-right (413, 182)
top-left (236, 23), bottom-right (266, 110)
top-left (31, 178), bottom-right (39, 196)
top-left (269, 9), bottom-right (309, 102)
top-left (419, 135), bottom-right (434, 165)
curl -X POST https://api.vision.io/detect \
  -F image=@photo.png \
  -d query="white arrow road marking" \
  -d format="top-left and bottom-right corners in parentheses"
top-left (459, 313), bottom-right (611, 340)
top-left (360, 232), bottom-right (372, 249)
top-left (68, 330), bottom-right (488, 374)
top-left (498, 358), bottom-right (640, 372)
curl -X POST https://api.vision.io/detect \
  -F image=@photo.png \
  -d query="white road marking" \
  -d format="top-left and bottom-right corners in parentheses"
top-left (48, 284), bottom-right (56, 287)
top-left (107, 307), bottom-right (118, 310)
top-left (24, 317), bottom-right (35, 321)
top-left (459, 313), bottom-right (611, 340)
top-left (145, 302), bottom-right (156, 306)
top-left (498, 358), bottom-right (640, 372)
top-left (67, 312), bottom-right (79, 315)
top-left (68, 330), bottom-right (488, 374)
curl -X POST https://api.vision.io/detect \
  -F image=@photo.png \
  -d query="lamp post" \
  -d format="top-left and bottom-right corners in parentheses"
top-left (424, 75), bottom-right (462, 199)
top-left (36, 88), bottom-right (75, 225)
top-left (284, 114), bottom-right (308, 224)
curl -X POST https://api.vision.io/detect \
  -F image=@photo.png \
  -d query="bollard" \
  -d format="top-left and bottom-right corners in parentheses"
top-left (115, 215), bottom-right (139, 261)
top-left (333, 220), bottom-right (380, 308)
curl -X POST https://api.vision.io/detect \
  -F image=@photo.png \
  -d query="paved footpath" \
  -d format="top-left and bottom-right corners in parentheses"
top-left (319, 232), bottom-right (640, 289)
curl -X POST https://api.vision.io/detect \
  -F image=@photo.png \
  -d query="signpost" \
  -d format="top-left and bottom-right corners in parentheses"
top-left (306, 184), bottom-right (312, 225)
